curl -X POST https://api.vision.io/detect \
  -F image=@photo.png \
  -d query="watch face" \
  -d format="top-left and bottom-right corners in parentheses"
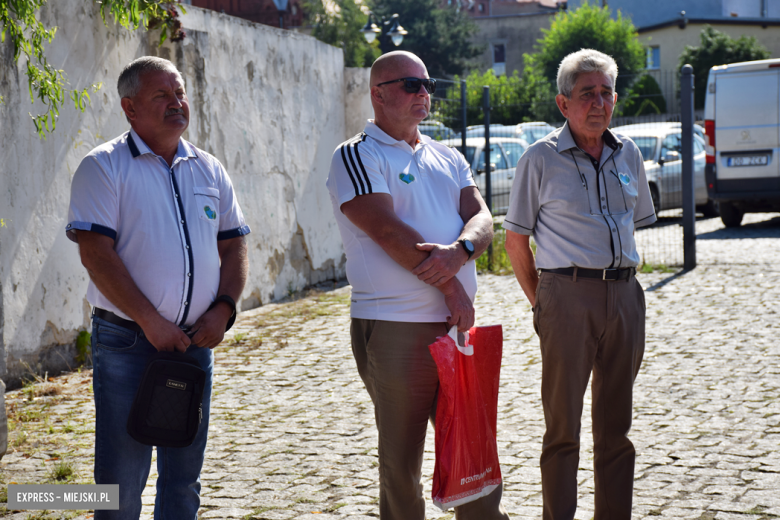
top-left (463, 239), bottom-right (475, 255)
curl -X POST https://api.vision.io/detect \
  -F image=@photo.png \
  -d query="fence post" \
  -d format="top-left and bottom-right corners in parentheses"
top-left (461, 80), bottom-right (467, 157)
top-left (483, 86), bottom-right (493, 269)
top-left (681, 64), bottom-right (696, 271)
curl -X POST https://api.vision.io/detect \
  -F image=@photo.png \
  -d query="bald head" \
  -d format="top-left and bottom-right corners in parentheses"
top-left (370, 51), bottom-right (428, 87)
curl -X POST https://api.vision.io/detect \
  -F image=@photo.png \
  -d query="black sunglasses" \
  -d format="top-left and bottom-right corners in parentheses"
top-left (376, 77), bottom-right (437, 94)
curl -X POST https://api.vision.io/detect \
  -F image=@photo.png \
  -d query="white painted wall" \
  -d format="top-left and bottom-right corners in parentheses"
top-left (0, 1), bottom-right (371, 387)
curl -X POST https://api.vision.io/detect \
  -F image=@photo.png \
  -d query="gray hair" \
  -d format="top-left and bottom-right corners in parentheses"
top-left (556, 49), bottom-right (618, 98)
top-left (117, 56), bottom-right (182, 99)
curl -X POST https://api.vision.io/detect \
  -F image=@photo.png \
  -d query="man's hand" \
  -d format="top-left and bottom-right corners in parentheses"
top-left (188, 302), bottom-right (233, 349)
top-left (412, 242), bottom-right (468, 286)
top-left (440, 278), bottom-right (475, 333)
top-left (142, 316), bottom-right (192, 353)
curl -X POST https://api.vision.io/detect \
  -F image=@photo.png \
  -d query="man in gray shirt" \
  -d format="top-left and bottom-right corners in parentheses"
top-left (504, 49), bottom-right (656, 520)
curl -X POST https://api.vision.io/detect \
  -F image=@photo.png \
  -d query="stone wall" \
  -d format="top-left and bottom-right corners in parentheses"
top-left (0, 1), bottom-right (372, 388)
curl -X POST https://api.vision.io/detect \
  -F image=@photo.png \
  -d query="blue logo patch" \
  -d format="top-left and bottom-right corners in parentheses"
top-left (204, 205), bottom-right (217, 220)
top-left (618, 172), bottom-right (631, 186)
top-left (399, 173), bottom-right (416, 184)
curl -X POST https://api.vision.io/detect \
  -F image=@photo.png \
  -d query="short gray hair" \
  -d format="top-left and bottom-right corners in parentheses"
top-left (117, 56), bottom-right (182, 99)
top-left (556, 49), bottom-right (618, 98)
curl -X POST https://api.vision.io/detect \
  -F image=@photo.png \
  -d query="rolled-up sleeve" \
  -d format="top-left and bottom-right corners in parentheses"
top-left (65, 155), bottom-right (119, 243)
top-left (503, 149), bottom-right (542, 236)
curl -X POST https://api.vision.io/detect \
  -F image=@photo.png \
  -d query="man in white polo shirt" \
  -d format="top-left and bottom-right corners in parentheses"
top-left (66, 56), bottom-right (249, 519)
top-left (326, 51), bottom-right (508, 519)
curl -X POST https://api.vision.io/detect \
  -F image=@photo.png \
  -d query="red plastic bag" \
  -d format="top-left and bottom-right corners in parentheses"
top-left (428, 325), bottom-right (503, 510)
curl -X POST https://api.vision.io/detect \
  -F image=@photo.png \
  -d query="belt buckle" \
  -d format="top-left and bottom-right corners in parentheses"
top-left (602, 268), bottom-right (617, 280)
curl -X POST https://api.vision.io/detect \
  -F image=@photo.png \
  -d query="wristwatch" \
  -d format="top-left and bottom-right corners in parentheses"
top-left (209, 295), bottom-right (237, 331)
top-left (459, 238), bottom-right (475, 260)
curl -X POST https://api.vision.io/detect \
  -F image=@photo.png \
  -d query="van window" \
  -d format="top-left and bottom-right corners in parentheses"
top-left (661, 133), bottom-right (682, 161)
top-left (501, 142), bottom-right (526, 166)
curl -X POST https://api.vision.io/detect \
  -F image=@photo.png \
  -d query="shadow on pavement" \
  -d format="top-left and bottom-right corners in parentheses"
top-left (697, 215), bottom-right (780, 240)
top-left (644, 269), bottom-right (688, 292)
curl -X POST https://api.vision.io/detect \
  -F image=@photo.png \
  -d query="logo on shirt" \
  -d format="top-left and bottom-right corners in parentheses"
top-left (203, 205), bottom-right (217, 220)
top-left (399, 173), bottom-right (416, 184)
top-left (618, 172), bottom-right (631, 186)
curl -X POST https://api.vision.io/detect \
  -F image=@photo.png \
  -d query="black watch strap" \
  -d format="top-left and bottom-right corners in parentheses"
top-left (209, 295), bottom-right (237, 332)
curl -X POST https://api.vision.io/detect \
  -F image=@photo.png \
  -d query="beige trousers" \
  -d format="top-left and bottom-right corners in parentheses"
top-left (350, 319), bottom-right (509, 520)
top-left (533, 271), bottom-right (646, 520)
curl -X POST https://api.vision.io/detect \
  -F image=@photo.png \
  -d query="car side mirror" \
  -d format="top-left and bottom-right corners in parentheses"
top-left (664, 150), bottom-right (680, 163)
top-left (476, 163), bottom-right (496, 174)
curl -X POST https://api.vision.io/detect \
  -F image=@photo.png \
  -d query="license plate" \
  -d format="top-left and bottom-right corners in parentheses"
top-left (727, 155), bottom-right (769, 167)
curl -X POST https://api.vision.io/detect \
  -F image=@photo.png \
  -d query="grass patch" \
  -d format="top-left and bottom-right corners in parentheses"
top-left (640, 263), bottom-right (676, 274)
top-left (476, 226), bottom-right (535, 275)
top-left (48, 460), bottom-right (75, 482)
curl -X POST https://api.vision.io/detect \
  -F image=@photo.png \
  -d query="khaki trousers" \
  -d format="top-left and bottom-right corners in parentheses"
top-left (533, 271), bottom-right (645, 520)
top-left (351, 319), bottom-right (509, 520)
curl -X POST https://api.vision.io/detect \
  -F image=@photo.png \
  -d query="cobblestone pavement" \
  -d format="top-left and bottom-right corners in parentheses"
top-left (2, 213), bottom-right (780, 520)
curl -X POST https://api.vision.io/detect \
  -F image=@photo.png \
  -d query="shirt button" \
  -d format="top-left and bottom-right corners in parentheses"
top-left (184, 301), bottom-right (189, 306)
top-left (186, 245), bottom-right (190, 249)
top-left (175, 194), bottom-right (179, 198)
top-left (601, 197), bottom-right (605, 201)
top-left (612, 228), bottom-right (616, 232)
top-left (602, 205), bottom-right (606, 209)
top-left (187, 272), bottom-right (191, 277)
top-left (180, 219), bottom-right (184, 224)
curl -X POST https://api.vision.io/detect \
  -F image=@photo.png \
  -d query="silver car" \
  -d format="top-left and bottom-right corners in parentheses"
top-left (441, 137), bottom-right (529, 215)
top-left (612, 124), bottom-right (718, 216)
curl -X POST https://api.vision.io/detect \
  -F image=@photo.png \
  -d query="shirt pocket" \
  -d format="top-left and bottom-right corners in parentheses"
top-left (193, 187), bottom-right (220, 228)
top-left (605, 169), bottom-right (638, 216)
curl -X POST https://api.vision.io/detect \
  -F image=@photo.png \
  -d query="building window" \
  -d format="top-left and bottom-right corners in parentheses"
top-left (493, 43), bottom-right (506, 76)
top-left (646, 46), bottom-right (660, 70)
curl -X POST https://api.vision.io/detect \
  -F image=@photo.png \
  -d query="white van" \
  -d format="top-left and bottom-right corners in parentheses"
top-left (704, 58), bottom-right (780, 227)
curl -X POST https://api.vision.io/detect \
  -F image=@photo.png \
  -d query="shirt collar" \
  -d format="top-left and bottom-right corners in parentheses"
top-left (364, 120), bottom-right (430, 151)
top-left (127, 129), bottom-right (197, 162)
top-left (556, 120), bottom-right (623, 154)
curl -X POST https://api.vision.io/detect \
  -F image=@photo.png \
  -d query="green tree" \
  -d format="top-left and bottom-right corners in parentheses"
top-left (679, 25), bottom-right (770, 109)
top-left (304, 0), bottom-right (379, 67)
top-left (368, 0), bottom-right (482, 77)
top-left (619, 74), bottom-right (667, 116)
top-left (0, 0), bottom-right (185, 138)
top-left (523, 0), bottom-right (645, 99)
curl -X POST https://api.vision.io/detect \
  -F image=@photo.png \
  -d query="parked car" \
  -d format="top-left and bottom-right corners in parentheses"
top-left (703, 58), bottom-right (780, 227)
top-left (612, 124), bottom-right (718, 216)
top-left (419, 120), bottom-right (458, 140)
top-left (465, 122), bottom-right (557, 144)
top-left (441, 137), bottom-right (529, 215)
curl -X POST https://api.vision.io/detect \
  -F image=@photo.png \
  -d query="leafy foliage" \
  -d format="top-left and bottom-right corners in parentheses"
top-left (368, 0), bottom-right (482, 77)
top-left (523, 0), bottom-right (645, 99)
top-left (304, 0), bottom-right (379, 67)
top-left (619, 74), bottom-right (667, 116)
top-left (0, 0), bottom-right (185, 138)
top-left (678, 25), bottom-right (770, 109)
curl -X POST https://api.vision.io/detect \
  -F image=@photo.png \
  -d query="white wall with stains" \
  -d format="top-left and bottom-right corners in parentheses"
top-left (0, 1), bottom-right (372, 387)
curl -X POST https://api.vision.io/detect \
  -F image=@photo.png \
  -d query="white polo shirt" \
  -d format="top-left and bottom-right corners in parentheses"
top-left (326, 121), bottom-right (478, 322)
top-left (66, 129), bottom-right (250, 327)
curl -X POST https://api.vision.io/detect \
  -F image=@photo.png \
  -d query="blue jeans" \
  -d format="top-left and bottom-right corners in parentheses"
top-left (91, 316), bottom-right (213, 520)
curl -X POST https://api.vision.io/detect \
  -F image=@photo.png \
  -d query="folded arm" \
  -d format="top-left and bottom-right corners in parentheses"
top-left (341, 193), bottom-right (474, 331)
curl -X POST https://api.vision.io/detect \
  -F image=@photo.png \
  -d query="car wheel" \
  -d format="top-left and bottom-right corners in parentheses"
top-left (719, 202), bottom-right (744, 228)
top-left (650, 184), bottom-right (660, 216)
top-left (697, 199), bottom-right (719, 218)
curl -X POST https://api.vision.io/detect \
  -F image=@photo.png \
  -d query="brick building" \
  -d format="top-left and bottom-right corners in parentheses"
top-left (186, 0), bottom-right (305, 29)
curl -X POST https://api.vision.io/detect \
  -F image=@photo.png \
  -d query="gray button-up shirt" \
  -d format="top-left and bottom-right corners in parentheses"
top-left (503, 121), bottom-right (656, 269)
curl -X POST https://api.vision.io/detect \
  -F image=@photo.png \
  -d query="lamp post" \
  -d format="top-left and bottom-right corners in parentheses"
top-left (361, 12), bottom-right (408, 54)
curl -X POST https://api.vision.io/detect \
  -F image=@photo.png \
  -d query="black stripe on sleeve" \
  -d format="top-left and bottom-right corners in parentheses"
top-left (353, 137), bottom-right (372, 194)
top-left (346, 143), bottom-right (366, 195)
top-left (340, 145), bottom-right (361, 196)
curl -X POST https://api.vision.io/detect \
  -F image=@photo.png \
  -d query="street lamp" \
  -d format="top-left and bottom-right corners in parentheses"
top-left (361, 12), bottom-right (408, 54)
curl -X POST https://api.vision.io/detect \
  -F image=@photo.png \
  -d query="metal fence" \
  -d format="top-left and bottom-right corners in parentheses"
top-left (424, 69), bottom-right (704, 269)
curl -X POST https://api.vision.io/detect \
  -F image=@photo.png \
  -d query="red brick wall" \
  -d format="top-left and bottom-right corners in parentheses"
top-left (191, 0), bottom-right (305, 28)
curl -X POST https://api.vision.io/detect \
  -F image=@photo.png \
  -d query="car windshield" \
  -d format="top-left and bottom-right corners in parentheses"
top-left (631, 137), bottom-right (658, 161)
top-left (464, 146), bottom-right (476, 165)
top-left (522, 128), bottom-right (553, 144)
